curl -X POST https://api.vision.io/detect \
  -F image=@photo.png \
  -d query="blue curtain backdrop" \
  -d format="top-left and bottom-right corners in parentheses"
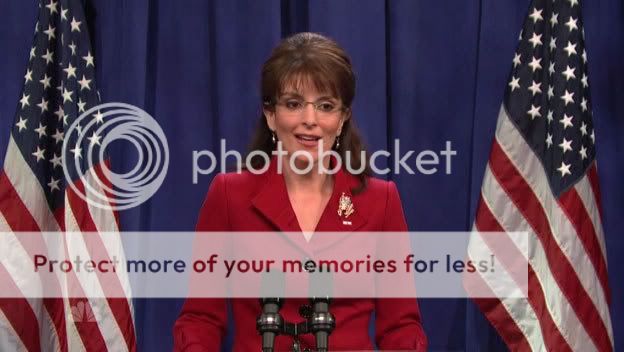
top-left (1, 0), bottom-right (622, 351)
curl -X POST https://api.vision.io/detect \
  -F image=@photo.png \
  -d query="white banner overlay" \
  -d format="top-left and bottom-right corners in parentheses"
top-left (1, 231), bottom-right (528, 298)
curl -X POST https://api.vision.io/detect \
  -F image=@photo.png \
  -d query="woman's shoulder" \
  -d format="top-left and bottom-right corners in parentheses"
top-left (353, 175), bottom-right (399, 199)
top-left (365, 175), bottom-right (395, 190)
top-left (348, 174), bottom-right (407, 230)
top-left (217, 168), bottom-right (265, 186)
top-left (206, 169), bottom-right (267, 201)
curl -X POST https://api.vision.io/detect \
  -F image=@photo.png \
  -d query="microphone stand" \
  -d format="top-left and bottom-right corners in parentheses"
top-left (256, 300), bottom-right (335, 352)
top-left (257, 270), bottom-right (335, 351)
top-left (257, 298), bottom-right (283, 352)
top-left (309, 297), bottom-right (335, 352)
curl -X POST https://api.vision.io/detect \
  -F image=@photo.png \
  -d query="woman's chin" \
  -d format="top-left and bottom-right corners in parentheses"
top-left (281, 154), bottom-right (318, 173)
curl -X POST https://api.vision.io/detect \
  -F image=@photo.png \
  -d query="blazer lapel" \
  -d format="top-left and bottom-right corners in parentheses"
top-left (311, 167), bottom-right (368, 253)
top-left (250, 160), bottom-right (313, 256)
top-left (251, 158), bottom-right (369, 256)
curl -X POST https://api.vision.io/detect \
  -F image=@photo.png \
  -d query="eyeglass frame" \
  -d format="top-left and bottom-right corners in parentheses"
top-left (263, 96), bottom-right (349, 116)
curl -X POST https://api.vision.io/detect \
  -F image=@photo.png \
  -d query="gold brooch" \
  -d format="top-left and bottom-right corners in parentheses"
top-left (337, 192), bottom-right (355, 219)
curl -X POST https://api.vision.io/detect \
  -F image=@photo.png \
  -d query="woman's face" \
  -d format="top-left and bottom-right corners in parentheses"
top-left (264, 81), bottom-right (348, 170)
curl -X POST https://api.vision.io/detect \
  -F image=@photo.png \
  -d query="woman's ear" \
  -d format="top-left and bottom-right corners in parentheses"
top-left (264, 108), bottom-right (276, 131)
top-left (342, 109), bottom-right (352, 122)
top-left (337, 110), bottom-right (350, 135)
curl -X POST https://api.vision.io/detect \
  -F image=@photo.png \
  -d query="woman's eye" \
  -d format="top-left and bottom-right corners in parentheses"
top-left (285, 100), bottom-right (302, 109)
top-left (318, 102), bottom-right (335, 112)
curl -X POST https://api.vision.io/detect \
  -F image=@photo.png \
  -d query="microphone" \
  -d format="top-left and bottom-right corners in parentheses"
top-left (257, 270), bottom-right (285, 352)
top-left (308, 271), bottom-right (335, 352)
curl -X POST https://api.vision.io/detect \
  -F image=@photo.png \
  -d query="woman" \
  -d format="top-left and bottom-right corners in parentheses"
top-left (174, 32), bottom-right (427, 351)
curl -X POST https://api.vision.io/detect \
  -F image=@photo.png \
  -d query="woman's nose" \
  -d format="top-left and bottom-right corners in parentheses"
top-left (301, 104), bottom-right (318, 126)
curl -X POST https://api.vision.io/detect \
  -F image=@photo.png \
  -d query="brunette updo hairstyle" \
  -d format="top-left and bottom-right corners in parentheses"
top-left (246, 32), bottom-right (371, 193)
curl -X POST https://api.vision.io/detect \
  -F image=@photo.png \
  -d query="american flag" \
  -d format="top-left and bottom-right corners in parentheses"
top-left (470, 0), bottom-right (613, 350)
top-left (0, 0), bottom-right (136, 351)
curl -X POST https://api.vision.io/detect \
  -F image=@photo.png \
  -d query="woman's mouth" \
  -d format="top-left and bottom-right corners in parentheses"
top-left (295, 134), bottom-right (322, 148)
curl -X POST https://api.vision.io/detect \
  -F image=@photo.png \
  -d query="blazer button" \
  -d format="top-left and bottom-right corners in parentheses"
top-left (303, 257), bottom-right (313, 272)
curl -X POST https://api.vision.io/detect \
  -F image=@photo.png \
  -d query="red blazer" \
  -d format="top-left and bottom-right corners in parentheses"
top-left (174, 160), bottom-right (427, 351)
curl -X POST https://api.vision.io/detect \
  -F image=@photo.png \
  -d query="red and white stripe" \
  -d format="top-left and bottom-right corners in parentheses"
top-left (0, 135), bottom-right (136, 351)
top-left (470, 106), bottom-right (613, 351)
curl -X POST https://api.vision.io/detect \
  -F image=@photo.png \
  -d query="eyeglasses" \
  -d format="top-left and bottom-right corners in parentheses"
top-left (274, 97), bottom-right (347, 117)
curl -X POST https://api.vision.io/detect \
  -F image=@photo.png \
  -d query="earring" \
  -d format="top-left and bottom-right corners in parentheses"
top-left (335, 135), bottom-right (340, 149)
top-left (271, 131), bottom-right (276, 144)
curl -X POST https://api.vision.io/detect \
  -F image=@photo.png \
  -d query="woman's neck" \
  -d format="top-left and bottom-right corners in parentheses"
top-left (281, 156), bottom-right (333, 195)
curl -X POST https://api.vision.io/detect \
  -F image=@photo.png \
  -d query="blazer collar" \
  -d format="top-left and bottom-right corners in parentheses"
top-left (251, 156), bottom-right (367, 254)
